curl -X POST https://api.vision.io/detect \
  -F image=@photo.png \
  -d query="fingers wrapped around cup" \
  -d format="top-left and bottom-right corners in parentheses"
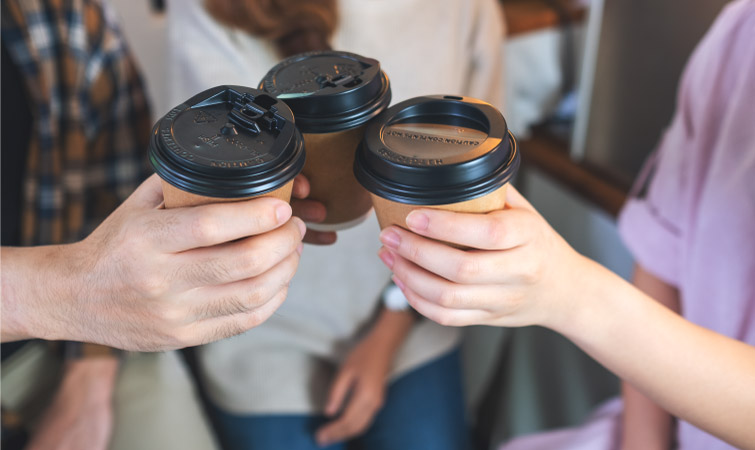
top-left (354, 95), bottom-right (520, 248)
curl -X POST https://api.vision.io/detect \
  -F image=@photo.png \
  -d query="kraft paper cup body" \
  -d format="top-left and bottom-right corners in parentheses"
top-left (149, 85), bottom-right (305, 210)
top-left (300, 126), bottom-right (373, 230)
top-left (161, 178), bottom-right (294, 209)
top-left (369, 184), bottom-right (509, 231)
top-left (260, 51), bottom-right (391, 230)
top-left (355, 95), bottom-right (520, 247)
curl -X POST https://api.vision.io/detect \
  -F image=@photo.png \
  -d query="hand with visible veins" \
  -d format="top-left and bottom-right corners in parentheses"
top-left (1, 174), bottom-right (305, 351)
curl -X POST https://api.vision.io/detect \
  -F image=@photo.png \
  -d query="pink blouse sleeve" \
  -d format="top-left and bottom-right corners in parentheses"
top-left (617, 0), bottom-right (754, 287)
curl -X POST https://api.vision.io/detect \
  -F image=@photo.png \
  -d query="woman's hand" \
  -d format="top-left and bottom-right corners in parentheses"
top-left (315, 309), bottom-right (414, 447)
top-left (377, 186), bottom-right (755, 450)
top-left (376, 186), bottom-right (596, 332)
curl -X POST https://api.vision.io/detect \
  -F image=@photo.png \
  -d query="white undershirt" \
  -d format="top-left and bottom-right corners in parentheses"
top-left (166, 0), bottom-right (505, 414)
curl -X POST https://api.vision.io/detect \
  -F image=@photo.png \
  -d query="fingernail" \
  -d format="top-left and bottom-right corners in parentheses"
top-left (293, 217), bottom-right (307, 237)
top-left (378, 248), bottom-right (395, 269)
top-left (392, 275), bottom-right (405, 291)
top-left (380, 229), bottom-right (401, 250)
top-left (276, 203), bottom-right (292, 224)
top-left (296, 243), bottom-right (304, 255)
top-left (406, 211), bottom-right (429, 231)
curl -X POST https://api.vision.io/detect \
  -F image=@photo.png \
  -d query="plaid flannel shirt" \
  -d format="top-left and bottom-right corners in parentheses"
top-left (2, 0), bottom-right (152, 245)
top-left (1, 0), bottom-right (151, 438)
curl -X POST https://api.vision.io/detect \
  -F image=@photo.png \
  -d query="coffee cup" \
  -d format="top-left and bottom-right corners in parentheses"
top-left (259, 51), bottom-right (391, 230)
top-left (354, 95), bottom-right (520, 241)
top-left (149, 85), bottom-right (305, 208)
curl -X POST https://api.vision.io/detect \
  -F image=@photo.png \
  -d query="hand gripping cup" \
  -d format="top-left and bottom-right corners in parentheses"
top-left (149, 85), bottom-right (305, 208)
top-left (259, 51), bottom-right (391, 230)
top-left (354, 95), bottom-right (520, 239)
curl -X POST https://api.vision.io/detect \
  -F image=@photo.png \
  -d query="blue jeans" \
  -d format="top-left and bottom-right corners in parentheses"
top-left (210, 349), bottom-right (468, 450)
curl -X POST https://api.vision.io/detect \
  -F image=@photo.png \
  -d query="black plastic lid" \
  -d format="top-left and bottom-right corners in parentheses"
top-left (259, 51), bottom-right (391, 133)
top-left (149, 85), bottom-right (305, 198)
top-left (354, 95), bottom-right (520, 205)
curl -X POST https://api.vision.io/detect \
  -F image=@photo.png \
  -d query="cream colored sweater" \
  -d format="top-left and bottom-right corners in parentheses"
top-left (166, 0), bottom-right (504, 414)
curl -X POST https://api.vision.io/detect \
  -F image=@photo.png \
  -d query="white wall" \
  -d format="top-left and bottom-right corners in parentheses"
top-left (109, 0), bottom-right (171, 119)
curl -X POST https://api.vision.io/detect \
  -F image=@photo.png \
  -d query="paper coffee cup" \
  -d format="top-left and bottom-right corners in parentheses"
top-left (354, 95), bottom-right (520, 242)
top-left (160, 178), bottom-right (295, 208)
top-left (149, 86), bottom-right (305, 209)
top-left (368, 185), bottom-right (509, 231)
top-left (259, 51), bottom-right (391, 230)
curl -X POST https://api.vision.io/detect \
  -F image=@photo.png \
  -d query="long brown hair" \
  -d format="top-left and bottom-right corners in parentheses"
top-left (204, 0), bottom-right (337, 57)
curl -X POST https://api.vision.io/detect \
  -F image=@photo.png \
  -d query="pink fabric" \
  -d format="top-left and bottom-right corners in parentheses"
top-left (617, 2), bottom-right (755, 448)
top-left (499, 399), bottom-right (622, 450)
top-left (500, 1), bottom-right (755, 449)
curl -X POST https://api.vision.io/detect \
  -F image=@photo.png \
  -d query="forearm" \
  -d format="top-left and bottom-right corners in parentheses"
top-left (365, 308), bottom-right (415, 356)
top-left (27, 356), bottom-right (118, 450)
top-left (61, 356), bottom-right (119, 401)
top-left (620, 265), bottom-right (679, 450)
top-left (1, 245), bottom-right (79, 342)
top-left (557, 259), bottom-right (755, 449)
top-left (621, 382), bottom-right (674, 450)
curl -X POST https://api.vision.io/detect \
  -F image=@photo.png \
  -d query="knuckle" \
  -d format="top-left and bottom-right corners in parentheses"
top-left (454, 255), bottom-right (480, 283)
top-left (484, 216), bottom-right (506, 248)
top-left (242, 288), bottom-right (266, 311)
top-left (235, 290), bottom-right (286, 329)
top-left (246, 208), bottom-right (268, 233)
top-left (408, 242), bottom-right (425, 263)
top-left (437, 287), bottom-right (461, 308)
top-left (189, 214), bottom-right (219, 243)
top-left (219, 294), bottom-right (251, 316)
top-left (236, 249), bottom-right (265, 277)
top-left (170, 326), bottom-right (197, 349)
top-left (434, 311), bottom-right (458, 327)
top-left (519, 259), bottom-right (544, 284)
top-left (184, 258), bottom-right (233, 286)
top-left (208, 320), bottom-right (247, 344)
top-left (247, 201), bottom-right (278, 232)
top-left (136, 272), bottom-right (169, 298)
top-left (284, 253), bottom-right (301, 280)
top-left (119, 223), bottom-right (143, 249)
top-left (496, 291), bottom-right (525, 318)
top-left (156, 303), bottom-right (185, 327)
top-left (141, 214), bottom-right (177, 245)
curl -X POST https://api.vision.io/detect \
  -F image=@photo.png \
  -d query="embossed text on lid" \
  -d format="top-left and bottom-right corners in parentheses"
top-left (354, 95), bottom-right (520, 205)
top-left (149, 85), bottom-right (305, 198)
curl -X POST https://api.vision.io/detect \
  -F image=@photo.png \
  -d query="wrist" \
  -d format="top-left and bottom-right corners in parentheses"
top-left (1, 244), bottom-right (84, 342)
top-left (62, 357), bottom-right (119, 401)
top-left (1, 247), bottom-right (33, 341)
top-left (544, 255), bottom-right (623, 339)
top-left (365, 308), bottom-right (414, 353)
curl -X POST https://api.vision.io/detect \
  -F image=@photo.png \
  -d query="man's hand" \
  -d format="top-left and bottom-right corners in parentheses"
top-left (1, 175), bottom-right (305, 351)
top-left (290, 175), bottom-right (337, 245)
top-left (315, 309), bottom-right (414, 447)
top-left (376, 186), bottom-right (592, 331)
top-left (26, 358), bottom-right (118, 450)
